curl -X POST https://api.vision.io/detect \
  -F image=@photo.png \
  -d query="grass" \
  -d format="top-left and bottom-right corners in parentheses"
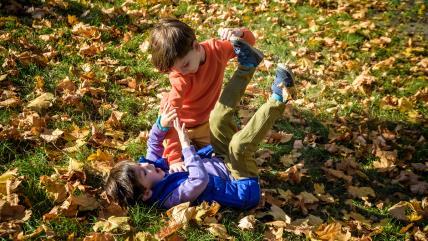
top-left (0, 0), bottom-right (427, 240)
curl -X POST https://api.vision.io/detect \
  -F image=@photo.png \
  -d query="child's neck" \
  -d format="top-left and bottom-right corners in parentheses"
top-left (199, 44), bottom-right (206, 65)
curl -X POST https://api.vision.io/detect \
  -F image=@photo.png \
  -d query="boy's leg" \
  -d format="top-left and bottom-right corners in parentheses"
top-left (227, 99), bottom-right (285, 178)
top-left (210, 39), bottom-right (264, 158)
top-left (227, 65), bottom-right (295, 179)
top-left (209, 65), bottom-right (256, 157)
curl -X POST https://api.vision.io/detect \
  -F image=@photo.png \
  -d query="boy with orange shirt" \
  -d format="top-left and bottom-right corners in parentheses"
top-left (149, 18), bottom-right (263, 172)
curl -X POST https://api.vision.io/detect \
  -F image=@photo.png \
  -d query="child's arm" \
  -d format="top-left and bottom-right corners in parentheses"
top-left (162, 119), bottom-right (209, 208)
top-left (145, 104), bottom-right (177, 161)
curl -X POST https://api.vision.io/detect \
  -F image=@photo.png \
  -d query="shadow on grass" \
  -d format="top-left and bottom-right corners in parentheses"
top-left (260, 104), bottom-right (427, 239)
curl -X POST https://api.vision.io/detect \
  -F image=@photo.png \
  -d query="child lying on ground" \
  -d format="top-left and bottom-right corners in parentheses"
top-left (105, 40), bottom-right (295, 209)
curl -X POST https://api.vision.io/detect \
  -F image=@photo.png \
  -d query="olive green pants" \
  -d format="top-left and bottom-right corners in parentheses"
top-left (209, 65), bottom-right (286, 179)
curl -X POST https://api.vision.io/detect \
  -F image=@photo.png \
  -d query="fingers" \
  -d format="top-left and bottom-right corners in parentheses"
top-left (169, 162), bottom-right (187, 173)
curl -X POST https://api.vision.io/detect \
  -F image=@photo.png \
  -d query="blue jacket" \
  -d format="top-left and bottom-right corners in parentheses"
top-left (139, 145), bottom-right (260, 209)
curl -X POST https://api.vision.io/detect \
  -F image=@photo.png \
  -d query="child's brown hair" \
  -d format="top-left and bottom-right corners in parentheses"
top-left (105, 161), bottom-right (146, 207)
top-left (149, 18), bottom-right (196, 72)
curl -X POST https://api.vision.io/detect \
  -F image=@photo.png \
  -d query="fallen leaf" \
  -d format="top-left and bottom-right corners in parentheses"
top-left (83, 232), bottom-right (115, 241)
top-left (238, 215), bottom-right (256, 230)
top-left (269, 204), bottom-right (291, 223)
top-left (40, 128), bottom-right (63, 142)
top-left (26, 92), bottom-right (54, 112)
top-left (347, 186), bottom-right (376, 199)
top-left (207, 223), bottom-right (233, 240)
top-left (93, 216), bottom-right (130, 233)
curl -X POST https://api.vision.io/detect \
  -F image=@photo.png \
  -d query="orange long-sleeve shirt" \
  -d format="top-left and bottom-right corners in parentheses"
top-left (162, 29), bottom-right (256, 164)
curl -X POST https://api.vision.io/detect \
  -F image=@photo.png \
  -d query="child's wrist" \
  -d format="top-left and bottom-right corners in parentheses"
top-left (156, 116), bottom-right (170, 132)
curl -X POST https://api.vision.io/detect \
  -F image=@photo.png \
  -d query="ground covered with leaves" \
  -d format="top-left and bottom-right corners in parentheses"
top-left (0, 0), bottom-right (427, 240)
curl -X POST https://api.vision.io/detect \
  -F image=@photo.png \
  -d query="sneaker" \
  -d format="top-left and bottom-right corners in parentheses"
top-left (231, 37), bottom-right (264, 67)
top-left (271, 64), bottom-right (295, 102)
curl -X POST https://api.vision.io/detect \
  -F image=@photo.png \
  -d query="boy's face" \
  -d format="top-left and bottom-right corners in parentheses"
top-left (134, 163), bottom-right (165, 190)
top-left (172, 43), bottom-right (201, 75)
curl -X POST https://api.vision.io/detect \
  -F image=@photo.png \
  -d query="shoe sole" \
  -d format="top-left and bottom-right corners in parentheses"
top-left (231, 37), bottom-right (264, 64)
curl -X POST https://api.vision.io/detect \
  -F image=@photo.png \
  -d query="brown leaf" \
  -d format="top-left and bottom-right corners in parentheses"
top-left (39, 175), bottom-right (67, 204)
top-left (321, 167), bottom-right (353, 183)
top-left (347, 186), bottom-right (376, 199)
top-left (373, 148), bottom-right (397, 171)
top-left (278, 163), bottom-right (306, 184)
top-left (156, 221), bottom-right (183, 240)
top-left (166, 202), bottom-right (196, 227)
top-left (267, 131), bottom-right (293, 143)
top-left (56, 77), bottom-right (77, 93)
top-left (315, 222), bottom-right (351, 241)
top-left (105, 111), bottom-right (125, 128)
top-left (0, 200), bottom-right (30, 222)
top-left (83, 232), bottom-right (115, 241)
top-left (0, 97), bottom-right (21, 108)
top-left (269, 204), bottom-right (291, 223)
top-left (79, 42), bottom-right (105, 56)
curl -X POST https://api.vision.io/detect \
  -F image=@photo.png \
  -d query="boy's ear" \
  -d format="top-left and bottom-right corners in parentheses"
top-left (142, 189), bottom-right (153, 201)
top-left (192, 41), bottom-right (199, 49)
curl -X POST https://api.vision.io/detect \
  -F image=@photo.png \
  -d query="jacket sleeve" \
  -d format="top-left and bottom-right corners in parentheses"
top-left (146, 123), bottom-right (169, 161)
top-left (162, 146), bottom-right (209, 208)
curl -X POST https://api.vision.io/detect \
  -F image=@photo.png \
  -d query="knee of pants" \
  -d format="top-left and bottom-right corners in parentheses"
top-left (209, 108), bottom-right (223, 131)
top-left (229, 135), bottom-right (246, 159)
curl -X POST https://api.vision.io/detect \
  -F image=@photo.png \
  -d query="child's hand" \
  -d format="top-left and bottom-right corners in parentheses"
top-left (173, 118), bottom-right (191, 149)
top-left (218, 28), bottom-right (243, 41)
top-left (160, 103), bottom-right (177, 128)
top-left (169, 162), bottom-right (187, 173)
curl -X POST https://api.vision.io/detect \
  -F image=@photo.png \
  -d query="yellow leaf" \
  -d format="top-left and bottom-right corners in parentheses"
top-left (93, 216), bottom-right (130, 233)
top-left (27, 92), bottom-right (54, 112)
top-left (207, 223), bottom-right (233, 239)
